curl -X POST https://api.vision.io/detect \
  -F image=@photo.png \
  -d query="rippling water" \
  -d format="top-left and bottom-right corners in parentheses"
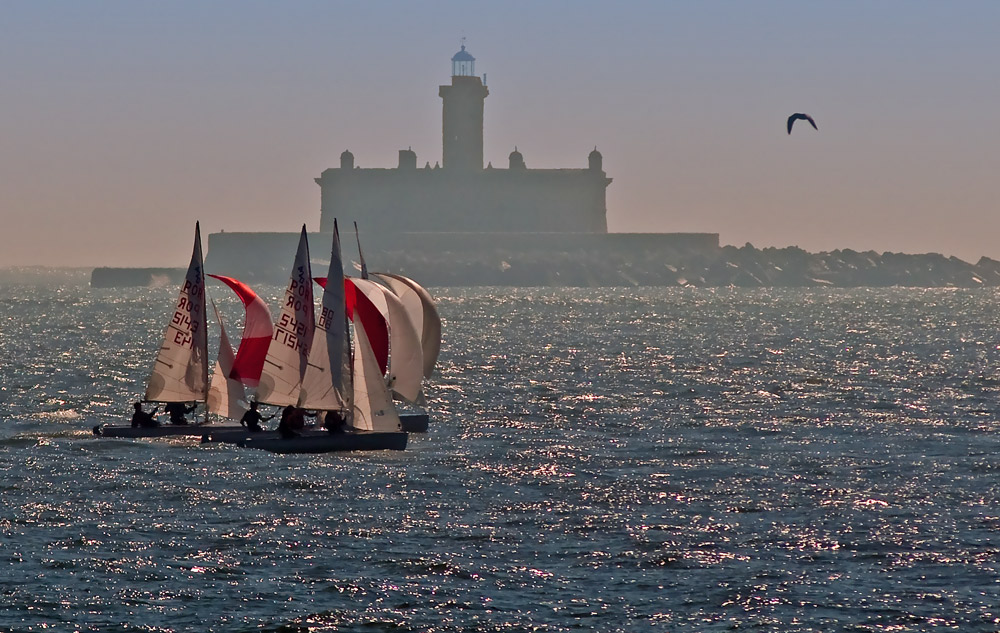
top-left (3, 282), bottom-right (1000, 632)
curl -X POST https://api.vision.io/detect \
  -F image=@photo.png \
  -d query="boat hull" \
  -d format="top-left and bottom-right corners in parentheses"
top-left (234, 430), bottom-right (408, 453)
top-left (400, 412), bottom-right (429, 433)
top-left (94, 424), bottom-right (247, 439)
top-left (199, 412), bottom-right (427, 441)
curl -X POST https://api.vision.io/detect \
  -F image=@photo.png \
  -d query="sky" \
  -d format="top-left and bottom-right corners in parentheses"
top-left (2, 1), bottom-right (1000, 267)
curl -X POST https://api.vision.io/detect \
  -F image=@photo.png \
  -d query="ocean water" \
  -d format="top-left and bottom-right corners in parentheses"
top-left (2, 282), bottom-right (1000, 632)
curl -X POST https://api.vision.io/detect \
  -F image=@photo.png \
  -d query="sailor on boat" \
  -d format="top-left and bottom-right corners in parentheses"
top-left (277, 405), bottom-right (307, 439)
top-left (240, 400), bottom-right (273, 432)
top-left (323, 409), bottom-right (348, 434)
top-left (163, 401), bottom-right (197, 425)
top-left (130, 402), bottom-right (160, 428)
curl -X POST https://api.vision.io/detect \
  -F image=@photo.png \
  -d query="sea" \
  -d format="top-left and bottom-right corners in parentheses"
top-left (2, 277), bottom-right (1000, 632)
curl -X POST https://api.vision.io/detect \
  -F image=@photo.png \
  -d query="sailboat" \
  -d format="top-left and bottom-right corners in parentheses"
top-left (213, 222), bottom-right (407, 452)
top-left (337, 224), bottom-right (438, 431)
top-left (363, 272), bottom-right (442, 431)
top-left (94, 223), bottom-right (247, 438)
top-left (345, 276), bottom-right (430, 432)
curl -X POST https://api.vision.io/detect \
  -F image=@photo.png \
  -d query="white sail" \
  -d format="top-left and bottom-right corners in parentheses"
top-left (207, 302), bottom-right (247, 420)
top-left (300, 223), bottom-right (349, 411)
top-left (145, 222), bottom-right (209, 403)
top-left (256, 226), bottom-right (315, 406)
top-left (373, 273), bottom-right (441, 377)
top-left (352, 278), bottom-right (424, 403)
top-left (351, 310), bottom-right (401, 432)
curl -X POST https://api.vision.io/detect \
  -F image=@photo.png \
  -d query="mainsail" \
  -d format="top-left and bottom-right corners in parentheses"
top-left (207, 302), bottom-right (247, 420)
top-left (256, 226), bottom-right (315, 406)
top-left (351, 308), bottom-right (402, 432)
top-left (145, 222), bottom-right (209, 403)
top-left (300, 221), bottom-right (350, 410)
top-left (372, 272), bottom-right (441, 377)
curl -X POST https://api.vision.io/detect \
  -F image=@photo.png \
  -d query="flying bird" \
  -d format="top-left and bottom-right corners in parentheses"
top-left (787, 113), bottom-right (818, 134)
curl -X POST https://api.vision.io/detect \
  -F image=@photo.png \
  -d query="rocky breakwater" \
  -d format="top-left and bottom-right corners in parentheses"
top-left (377, 243), bottom-right (1000, 287)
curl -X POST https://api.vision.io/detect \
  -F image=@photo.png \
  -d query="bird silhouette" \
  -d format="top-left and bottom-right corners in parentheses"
top-left (787, 113), bottom-right (818, 134)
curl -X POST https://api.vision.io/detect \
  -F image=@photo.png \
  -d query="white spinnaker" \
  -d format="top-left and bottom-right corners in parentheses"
top-left (373, 273), bottom-right (441, 378)
top-left (256, 226), bottom-right (315, 406)
top-left (352, 310), bottom-right (401, 432)
top-left (145, 222), bottom-right (209, 403)
top-left (207, 302), bottom-right (247, 420)
top-left (300, 223), bottom-right (349, 411)
top-left (352, 278), bottom-right (423, 403)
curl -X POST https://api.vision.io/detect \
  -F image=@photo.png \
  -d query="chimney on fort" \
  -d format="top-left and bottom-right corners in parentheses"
top-left (439, 43), bottom-right (489, 172)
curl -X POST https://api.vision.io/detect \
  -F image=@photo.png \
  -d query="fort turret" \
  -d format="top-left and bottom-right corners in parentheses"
top-left (589, 147), bottom-right (603, 172)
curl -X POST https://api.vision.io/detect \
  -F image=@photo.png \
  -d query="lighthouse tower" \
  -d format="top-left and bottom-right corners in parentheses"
top-left (439, 43), bottom-right (489, 171)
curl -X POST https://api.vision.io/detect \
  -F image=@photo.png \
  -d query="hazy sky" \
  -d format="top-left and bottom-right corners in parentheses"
top-left (2, 1), bottom-right (999, 267)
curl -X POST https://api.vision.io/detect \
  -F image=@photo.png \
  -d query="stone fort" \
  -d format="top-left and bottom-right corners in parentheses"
top-left (317, 45), bottom-right (610, 235)
top-left (205, 45), bottom-right (719, 285)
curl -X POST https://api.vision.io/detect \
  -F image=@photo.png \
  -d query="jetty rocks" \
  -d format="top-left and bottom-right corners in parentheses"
top-left (90, 244), bottom-right (1000, 289)
top-left (372, 244), bottom-right (1000, 288)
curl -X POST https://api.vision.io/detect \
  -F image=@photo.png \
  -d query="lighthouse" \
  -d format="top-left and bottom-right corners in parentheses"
top-left (439, 43), bottom-right (489, 171)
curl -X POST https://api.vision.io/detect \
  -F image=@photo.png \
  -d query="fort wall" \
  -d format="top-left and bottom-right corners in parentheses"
top-left (317, 167), bottom-right (610, 234)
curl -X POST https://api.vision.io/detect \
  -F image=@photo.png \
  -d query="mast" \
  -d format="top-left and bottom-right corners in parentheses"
top-left (197, 222), bottom-right (209, 424)
top-left (300, 219), bottom-right (349, 411)
top-left (354, 221), bottom-right (368, 279)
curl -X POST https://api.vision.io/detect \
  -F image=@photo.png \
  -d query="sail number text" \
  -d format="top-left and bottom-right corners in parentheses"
top-left (318, 305), bottom-right (337, 329)
top-left (275, 313), bottom-right (309, 352)
top-left (170, 280), bottom-right (203, 348)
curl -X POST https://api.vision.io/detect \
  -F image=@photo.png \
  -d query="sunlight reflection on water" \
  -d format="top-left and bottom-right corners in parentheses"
top-left (1, 285), bottom-right (1000, 630)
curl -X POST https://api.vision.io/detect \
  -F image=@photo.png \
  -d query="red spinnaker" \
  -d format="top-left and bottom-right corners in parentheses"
top-left (208, 274), bottom-right (274, 388)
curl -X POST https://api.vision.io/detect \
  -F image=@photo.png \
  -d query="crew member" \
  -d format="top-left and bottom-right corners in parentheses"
top-left (323, 409), bottom-right (348, 434)
top-left (164, 401), bottom-right (196, 425)
top-left (240, 400), bottom-right (272, 432)
top-left (130, 402), bottom-right (159, 428)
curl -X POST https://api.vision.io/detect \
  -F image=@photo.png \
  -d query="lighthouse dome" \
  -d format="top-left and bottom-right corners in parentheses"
top-left (451, 44), bottom-right (476, 76)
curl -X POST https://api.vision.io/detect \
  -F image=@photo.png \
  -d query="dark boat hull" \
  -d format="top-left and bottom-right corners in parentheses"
top-left (93, 424), bottom-right (246, 439)
top-left (95, 411), bottom-right (427, 439)
top-left (400, 412), bottom-right (429, 433)
top-left (234, 430), bottom-right (408, 453)
top-left (200, 412), bottom-right (427, 442)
